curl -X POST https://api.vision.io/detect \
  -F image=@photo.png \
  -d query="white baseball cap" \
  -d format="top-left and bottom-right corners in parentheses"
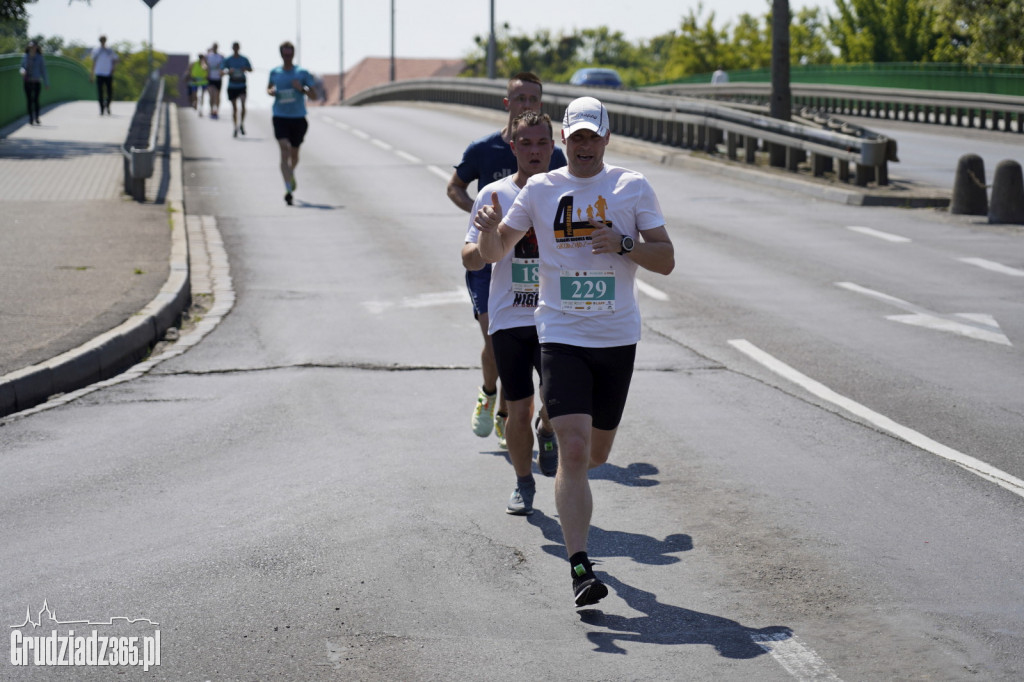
top-left (562, 96), bottom-right (610, 137)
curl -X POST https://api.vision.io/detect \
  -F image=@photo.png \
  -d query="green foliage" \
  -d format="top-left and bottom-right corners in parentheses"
top-left (828, 0), bottom-right (939, 63)
top-left (462, 0), bottom-right (1022, 86)
top-left (0, 0), bottom-right (36, 23)
top-left (931, 0), bottom-right (1024, 64)
top-left (665, 5), bottom-right (733, 80)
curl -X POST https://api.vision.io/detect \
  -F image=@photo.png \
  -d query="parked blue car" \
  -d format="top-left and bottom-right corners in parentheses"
top-left (569, 68), bottom-right (624, 89)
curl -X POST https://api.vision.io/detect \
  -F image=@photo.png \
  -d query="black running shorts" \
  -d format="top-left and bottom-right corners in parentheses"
top-left (272, 116), bottom-right (309, 147)
top-left (540, 343), bottom-right (636, 430)
top-left (491, 325), bottom-right (542, 402)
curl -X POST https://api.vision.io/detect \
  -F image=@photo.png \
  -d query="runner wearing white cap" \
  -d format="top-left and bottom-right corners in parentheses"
top-left (473, 96), bottom-right (675, 607)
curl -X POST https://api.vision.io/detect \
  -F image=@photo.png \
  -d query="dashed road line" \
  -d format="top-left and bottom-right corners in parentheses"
top-left (427, 165), bottom-right (451, 181)
top-left (637, 279), bottom-right (669, 301)
top-left (846, 225), bottom-right (911, 243)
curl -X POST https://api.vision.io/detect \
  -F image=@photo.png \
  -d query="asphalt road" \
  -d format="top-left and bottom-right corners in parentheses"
top-left (1, 102), bottom-right (1021, 681)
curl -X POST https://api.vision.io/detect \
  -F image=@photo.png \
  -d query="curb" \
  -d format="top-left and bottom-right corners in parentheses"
top-left (0, 104), bottom-right (191, 419)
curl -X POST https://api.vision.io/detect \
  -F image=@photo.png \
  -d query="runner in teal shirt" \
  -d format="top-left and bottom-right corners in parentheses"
top-left (268, 64), bottom-right (315, 118)
top-left (266, 41), bottom-right (317, 205)
top-left (222, 42), bottom-right (253, 137)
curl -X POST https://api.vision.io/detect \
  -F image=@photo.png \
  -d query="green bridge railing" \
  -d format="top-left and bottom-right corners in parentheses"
top-left (673, 63), bottom-right (1024, 97)
top-left (0, 53), bottom-right (94, 130)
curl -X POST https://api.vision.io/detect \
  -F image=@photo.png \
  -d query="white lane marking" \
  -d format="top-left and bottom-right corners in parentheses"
top-left (846, 225), bottom-right (911, 243)
top-left (836, 282), bottom-right (1011, 346)
top-left (363, 288), bottom-right (469, 314)
top-left (637, 279), bottom-right (669, 301)
top-left (324, 121), bottom-right (432, 171)
top-left (886, 313), bottom-right (1010, 346)
top-left (835, 282), bottom-right (908, 307)
top-left (395, 150), bottom-right (421, 164)
top-left (728, 339), bottom-right (1024, 499)
top-left (958, 257), bottom-right (1024, 277)
top-left (323, 117), bottom-right (350, 131)
top-left (427, 164), bottom-right (452, 181)
top-left (751, 632), bottom-right (842, 681)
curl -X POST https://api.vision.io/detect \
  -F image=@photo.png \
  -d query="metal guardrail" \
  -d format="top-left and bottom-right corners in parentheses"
top-left (122, 75), bottom-right (164, 201)
top-left (344, 78), bottom-right (894, 187)
top-left (648, 82), bottom-right (1024, 134)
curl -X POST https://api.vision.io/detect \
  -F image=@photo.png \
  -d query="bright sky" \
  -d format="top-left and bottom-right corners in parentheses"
top-left (28, 0), bottom-right (820, 77)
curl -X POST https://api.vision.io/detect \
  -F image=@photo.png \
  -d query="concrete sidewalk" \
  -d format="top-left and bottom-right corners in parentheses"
top-left (0, 100), bottom-right (190, 418)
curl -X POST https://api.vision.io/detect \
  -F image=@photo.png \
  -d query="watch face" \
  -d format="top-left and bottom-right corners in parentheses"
top-left (622, 236), bottom-right (634, 252)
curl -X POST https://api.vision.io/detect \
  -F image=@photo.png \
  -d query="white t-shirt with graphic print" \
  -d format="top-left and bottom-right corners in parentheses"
top-left (465, 175), bottom-right (540, 335)
top-left (502, 163), bottom-right (665, 348)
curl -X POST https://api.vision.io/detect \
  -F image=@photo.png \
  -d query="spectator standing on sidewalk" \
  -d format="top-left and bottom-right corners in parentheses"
top-left (91, 35), bottom-right (117, 115)
top-left (19, 40), bottom-right (48, 126)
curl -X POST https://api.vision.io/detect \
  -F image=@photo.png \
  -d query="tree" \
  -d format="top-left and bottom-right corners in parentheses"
top-left (931, 0), bottom-right (1024, 64)
top-left (664, 5), bottom-right (732, 80)
top-left (729, 13), bottom-right (772, 70)
top-left (828, 0), bottom-right (939, 62)
top-left (0, 0), bottom-right (36, 23)
top-left (791, 7), bottom-right (836, 66)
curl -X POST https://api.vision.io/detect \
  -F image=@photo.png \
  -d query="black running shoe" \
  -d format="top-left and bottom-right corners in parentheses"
top-left (572, 562), bottom-right (608, 607)
top-left (285, 191), bottom-right (293, 205)
top-left (535, 416), bottom-right (558, 477)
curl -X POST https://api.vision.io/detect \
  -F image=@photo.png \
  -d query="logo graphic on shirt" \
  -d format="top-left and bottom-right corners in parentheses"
top-left (553, 195), bottom-right (613, 244)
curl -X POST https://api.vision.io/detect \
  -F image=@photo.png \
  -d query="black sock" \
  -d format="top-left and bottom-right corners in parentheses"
top-left (569, 552), bottom-right (591, 577)
top-left (517, 474), bottom-right (535, 489)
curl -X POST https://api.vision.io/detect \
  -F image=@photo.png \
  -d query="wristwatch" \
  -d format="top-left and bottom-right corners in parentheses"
top-left (618, 234), bottom-right (635, 255)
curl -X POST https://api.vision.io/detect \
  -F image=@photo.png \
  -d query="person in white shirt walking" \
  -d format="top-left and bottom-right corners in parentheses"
top-left (90, 35), bottom-right (117, 115)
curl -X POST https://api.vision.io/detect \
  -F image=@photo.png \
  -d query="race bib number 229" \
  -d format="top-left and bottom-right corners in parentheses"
top-left (559, 269), bottom-right (615, 311)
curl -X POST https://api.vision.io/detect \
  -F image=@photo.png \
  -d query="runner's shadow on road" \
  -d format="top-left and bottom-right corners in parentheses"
top-left (528, 510), bottom-right (692, 566)
top-left (580, 573), bottom-right (793, 658)
top-left (590, 461), bottom-right (660, 487)
top-left (291, 200), bottom-right (343, 210)
top-left (480, 451), bottom-right (659, 487)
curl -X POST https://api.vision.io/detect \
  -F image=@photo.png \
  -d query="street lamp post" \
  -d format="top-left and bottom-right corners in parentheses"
top-left (389, 0), bottom-right (395, 82)
top-left (487, 0), bottom-right (496, 79)
top-left (141, 0), bottom-right (160, 78)
top-left (339, 0), bottom-right (345, 102)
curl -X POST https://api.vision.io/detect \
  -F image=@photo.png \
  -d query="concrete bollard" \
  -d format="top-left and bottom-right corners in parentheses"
top-left (950, 153), bottom-right (987, 215)
top-left (988, 159), bottom-right (1024, 224)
